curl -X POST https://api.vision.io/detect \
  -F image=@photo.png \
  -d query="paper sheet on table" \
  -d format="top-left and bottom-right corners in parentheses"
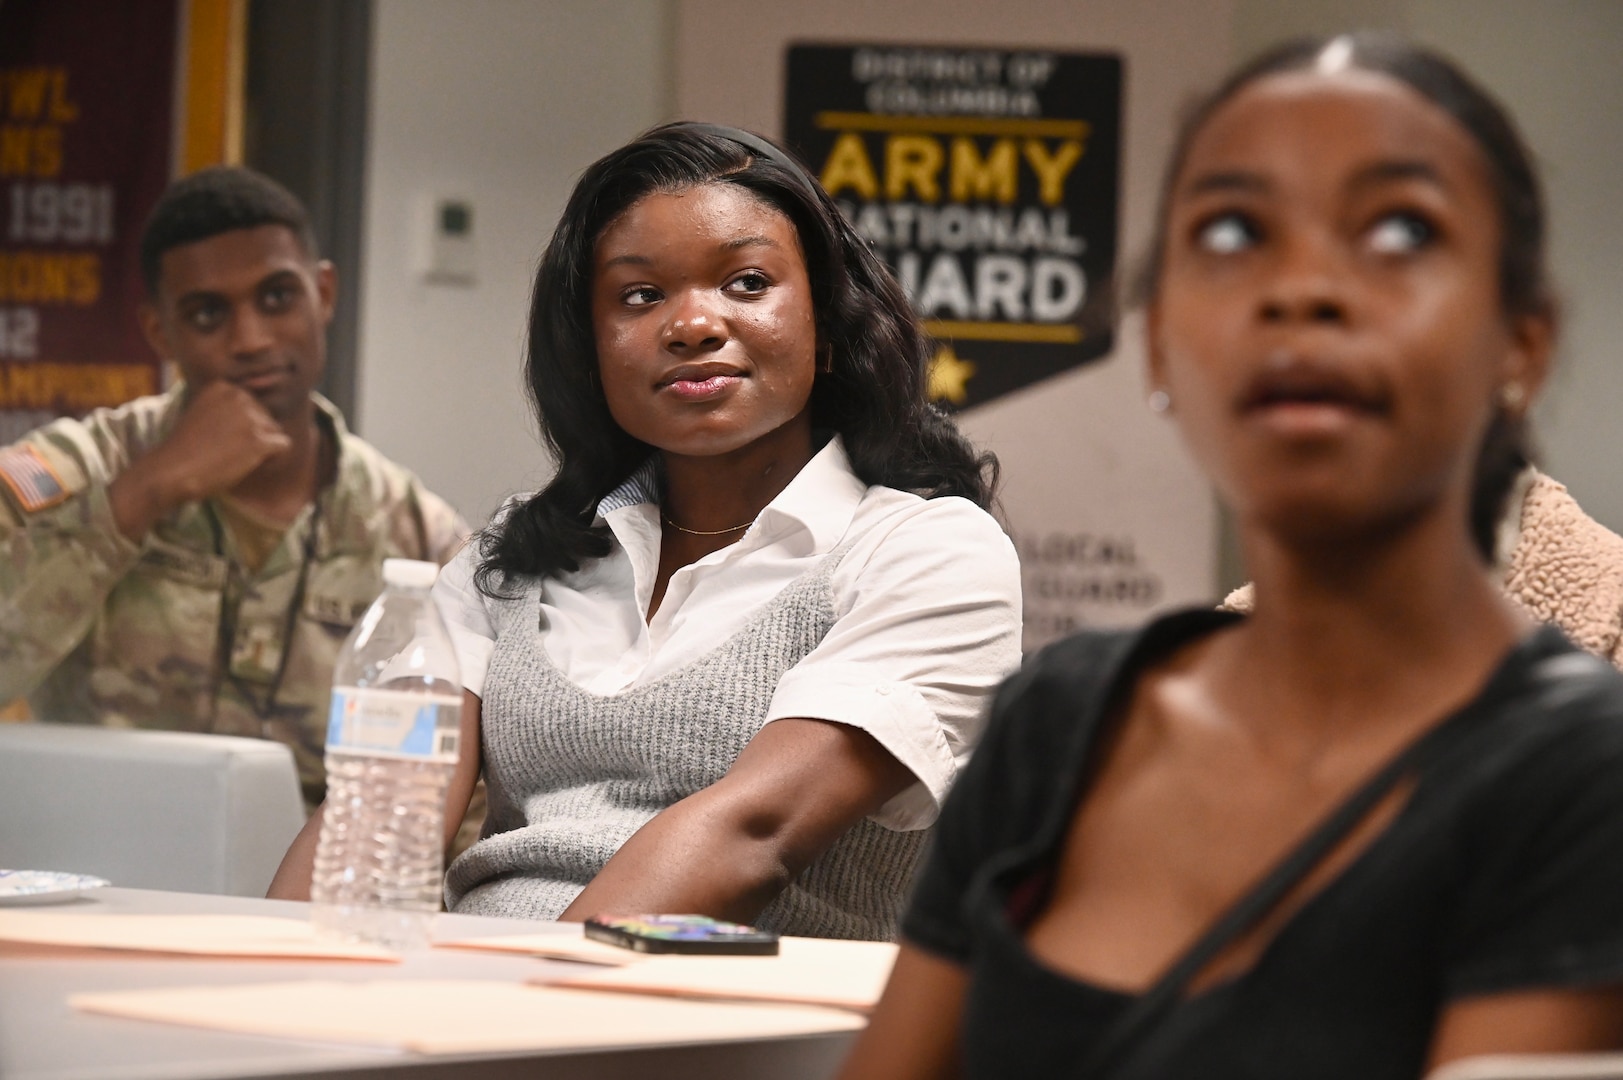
top-left (435, 930), bottom-right (640, 966)
top-left (0, 911), bottom-right (396, 961)
top-left (1426, 1053), bottom-right (1623, 1080)
top-left (540, 936), bottom-right (899, 1012)
top-left (70, 979), bottom-right (865, 1054)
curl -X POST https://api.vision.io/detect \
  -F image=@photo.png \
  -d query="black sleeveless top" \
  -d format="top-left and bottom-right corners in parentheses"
top-left (903, 609), bottom-right (1623, 1079)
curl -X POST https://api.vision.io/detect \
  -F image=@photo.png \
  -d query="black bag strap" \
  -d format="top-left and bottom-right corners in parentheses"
top-left (1078, 722), bottom-right (1448, 1078)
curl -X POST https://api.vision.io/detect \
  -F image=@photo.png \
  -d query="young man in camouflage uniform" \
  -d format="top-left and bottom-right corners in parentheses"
top-left (0, 167), bottom-right (469, 811)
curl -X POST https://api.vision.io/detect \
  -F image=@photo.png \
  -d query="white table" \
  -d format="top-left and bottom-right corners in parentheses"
top-left (0, 888), bottom-right (859, 1080)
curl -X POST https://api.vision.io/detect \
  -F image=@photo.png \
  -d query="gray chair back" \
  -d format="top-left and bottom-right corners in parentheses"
top-left (0, 724), bottom-right (305, 897)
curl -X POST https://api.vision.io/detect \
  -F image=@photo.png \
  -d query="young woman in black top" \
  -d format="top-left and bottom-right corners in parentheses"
top-left (839, 34), bottom-right (1623, 1079)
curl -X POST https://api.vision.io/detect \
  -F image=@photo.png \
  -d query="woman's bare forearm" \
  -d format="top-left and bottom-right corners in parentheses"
top-left (266, 806), bottom-right (323, 900)
top-left (559, 715), bottom-right (914, 922)
top-left (558, 785), bottom-right (793, 922)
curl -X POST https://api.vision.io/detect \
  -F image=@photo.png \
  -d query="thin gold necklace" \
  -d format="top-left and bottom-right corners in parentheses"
top-left (661, 513), bottom-right (754, 537)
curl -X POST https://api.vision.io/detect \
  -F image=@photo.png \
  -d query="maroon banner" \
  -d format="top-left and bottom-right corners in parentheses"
top-left (0, 0), bottom-right (178, 444)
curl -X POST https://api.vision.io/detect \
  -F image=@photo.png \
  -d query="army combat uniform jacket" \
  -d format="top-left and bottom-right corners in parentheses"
top-left (0, 385), bottom-right (470, 808)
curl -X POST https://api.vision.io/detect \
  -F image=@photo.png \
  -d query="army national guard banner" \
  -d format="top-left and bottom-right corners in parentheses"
top-left (0, 0), bottom-right (178, 445)
top-left (785, 44), bottom-right (1121, 411)
top-left (780, 41), bottom-right (1214, 652)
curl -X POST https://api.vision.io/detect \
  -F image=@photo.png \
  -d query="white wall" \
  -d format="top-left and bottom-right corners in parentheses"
top-left (352, 0), bottom-right (1623, 586)
top-left (355, 0), bottom-right (674, 523)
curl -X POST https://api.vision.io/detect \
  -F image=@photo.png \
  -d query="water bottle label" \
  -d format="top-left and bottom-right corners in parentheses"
top-left (326, 688), bottom-right (461, 762)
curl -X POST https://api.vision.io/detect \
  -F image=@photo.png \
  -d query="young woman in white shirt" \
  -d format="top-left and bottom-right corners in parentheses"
top-left (273, 123), bottom-right (1021, 938)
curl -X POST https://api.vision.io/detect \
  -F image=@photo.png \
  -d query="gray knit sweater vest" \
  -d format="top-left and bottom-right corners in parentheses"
top-left (444, 544), bottom-right (927, 940)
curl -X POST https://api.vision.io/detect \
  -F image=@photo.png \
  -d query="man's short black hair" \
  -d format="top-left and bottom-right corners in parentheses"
top-left (139, 166), bottom-right (319, 296)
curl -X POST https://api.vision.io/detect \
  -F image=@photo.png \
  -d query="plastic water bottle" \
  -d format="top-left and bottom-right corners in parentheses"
top-left (310, 558), bottom-right (461, 950)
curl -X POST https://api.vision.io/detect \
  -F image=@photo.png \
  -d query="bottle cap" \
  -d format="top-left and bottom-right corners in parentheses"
top-left (383, 558), bottom-right (439, 590)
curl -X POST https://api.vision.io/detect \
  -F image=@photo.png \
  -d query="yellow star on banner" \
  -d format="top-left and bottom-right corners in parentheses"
top-left (927, 344), bottom-right (976, 406)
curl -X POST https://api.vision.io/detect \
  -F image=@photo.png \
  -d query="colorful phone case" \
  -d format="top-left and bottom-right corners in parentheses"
top-left (583, 914), bottom-right (781, 955)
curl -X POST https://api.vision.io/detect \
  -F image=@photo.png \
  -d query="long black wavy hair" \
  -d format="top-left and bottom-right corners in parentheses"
top-left (1143, 33), bottom-right (1554, 561)
top-left (476, 122), bottom-right (998, 595)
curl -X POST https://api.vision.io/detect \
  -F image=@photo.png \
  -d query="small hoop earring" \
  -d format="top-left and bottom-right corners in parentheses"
top-left (817, 345), bottom-right (834, 375)
top-left (1147, 389), bottom-right (1171, 414)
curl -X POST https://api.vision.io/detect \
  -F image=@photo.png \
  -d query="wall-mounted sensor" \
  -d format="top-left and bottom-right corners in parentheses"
top-left (416, 195), bottom-right (476, 284)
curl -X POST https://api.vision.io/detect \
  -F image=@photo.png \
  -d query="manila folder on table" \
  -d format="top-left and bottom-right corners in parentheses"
top-left (70, 979), bottom-right (866, 1054)
top-left (0, 911), bottom-right (395, 961)
top-left (541, 936), bottom-right (900, 1012)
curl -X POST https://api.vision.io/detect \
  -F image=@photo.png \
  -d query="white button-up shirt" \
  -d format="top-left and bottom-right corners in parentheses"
top-left (433, 436), bottom-right (1022, 829)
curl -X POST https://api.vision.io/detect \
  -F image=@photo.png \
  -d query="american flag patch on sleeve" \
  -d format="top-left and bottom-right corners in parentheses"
top-left (0, 444), bottom-right (71, 513)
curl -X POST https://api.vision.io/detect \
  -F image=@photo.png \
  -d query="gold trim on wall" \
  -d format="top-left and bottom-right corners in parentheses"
top-left (176, 0), bottom-right (246, 175)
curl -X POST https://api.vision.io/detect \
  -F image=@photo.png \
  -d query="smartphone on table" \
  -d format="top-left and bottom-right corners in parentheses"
top-left (583, 914), bottom-right (780, 955)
